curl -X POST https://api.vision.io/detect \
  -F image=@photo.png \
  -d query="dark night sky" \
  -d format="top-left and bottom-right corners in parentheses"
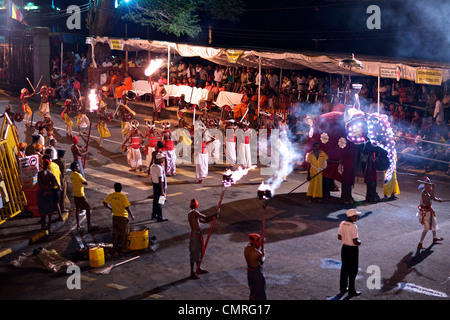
top-left (31, 0), bottom-right (450, 63)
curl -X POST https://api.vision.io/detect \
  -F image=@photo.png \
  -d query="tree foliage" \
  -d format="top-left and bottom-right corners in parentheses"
top-left (122, 0), bottom-right (244, 38)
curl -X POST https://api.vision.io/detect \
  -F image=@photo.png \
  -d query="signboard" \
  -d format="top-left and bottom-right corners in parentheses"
top-left (226, 50), bottom-right (244, 63)
top-left (379, 66), bottom-right (400, 80)
top-left (416, 69), bottom-right (443, 86)
top-left (19, 155), bottom-right (39, 187)
top-left (109, 39), bottom-right (124, 50)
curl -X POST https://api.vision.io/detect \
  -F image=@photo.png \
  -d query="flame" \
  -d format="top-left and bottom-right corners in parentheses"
top-left (258, 181), bottom-right (268, 191)
top-left (223, 165), bottom-right (256, 187)
top-left (145, 59), bottom-right (163, 77)
top-left (88, 89), bottom-right (98, 112)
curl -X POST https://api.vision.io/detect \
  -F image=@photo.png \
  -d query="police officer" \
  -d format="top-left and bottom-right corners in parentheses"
top-left (337, 209), bottom-right (362, 298)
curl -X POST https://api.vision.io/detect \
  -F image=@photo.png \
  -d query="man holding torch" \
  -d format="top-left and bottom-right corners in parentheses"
top-left (188, 199), bottom-right (218, 279)
top-left (244, 233), bottom-right (266, 300)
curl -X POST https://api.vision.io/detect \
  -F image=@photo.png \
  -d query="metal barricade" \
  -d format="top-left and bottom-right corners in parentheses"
top-left (0, 114), bottom-right (26, 225)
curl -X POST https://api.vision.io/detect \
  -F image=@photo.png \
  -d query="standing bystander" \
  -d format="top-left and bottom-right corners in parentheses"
top-left (337, 209), bottom-right (362, 299)
top-left (103, 183), bottom-right (135, 253)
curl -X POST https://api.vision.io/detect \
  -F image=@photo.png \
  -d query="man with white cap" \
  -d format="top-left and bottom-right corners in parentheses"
top-left (337, 209), bottom-right (362, 298)
top-left (417, 176), bottom-right (444, 249)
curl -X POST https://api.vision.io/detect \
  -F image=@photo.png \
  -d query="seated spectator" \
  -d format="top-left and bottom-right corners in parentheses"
top-left (102, 57), bottom-right (113, 68)
top-left (114, 72), bottom-right (133, 99)
top-left (409, 111), bottom-right (422, 134)
top-left (128, 58), bottom-right (137, 68)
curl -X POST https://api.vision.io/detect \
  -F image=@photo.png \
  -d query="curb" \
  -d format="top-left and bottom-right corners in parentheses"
top-left (0, 211), bottom-right (69, 259)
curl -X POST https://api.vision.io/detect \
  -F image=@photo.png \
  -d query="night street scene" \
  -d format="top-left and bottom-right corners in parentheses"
top-left (0, 0), bottom-right (448, 314)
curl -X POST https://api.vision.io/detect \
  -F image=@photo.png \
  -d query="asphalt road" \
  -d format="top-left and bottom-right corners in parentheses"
top-left (0, 96), bottom-right (449, 306)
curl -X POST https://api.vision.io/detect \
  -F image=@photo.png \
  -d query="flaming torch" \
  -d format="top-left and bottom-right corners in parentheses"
top-left (195, 165), bottom-right (255, 275)
top-left (83, 89), bottom-right (98, 168)
top-left (257, 182), bottom-right (273, 254)
top-left (145, 59), bottom-right (164, 114)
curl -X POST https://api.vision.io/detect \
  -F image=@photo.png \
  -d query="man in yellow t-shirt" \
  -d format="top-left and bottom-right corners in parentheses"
top-left (43, 153), bottom-right (63, 222)
top-left (70, 162), bottom-right (97, 231)
top-left (103, 183), bottom-right (135, 253)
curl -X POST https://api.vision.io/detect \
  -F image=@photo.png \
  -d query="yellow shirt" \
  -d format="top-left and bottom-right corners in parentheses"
top-left (48, 162), bottom-right (61, 189)
top-left (70, 171), bottom-right (86, 197)
top-left (104, 192), bottom-right (131, 218)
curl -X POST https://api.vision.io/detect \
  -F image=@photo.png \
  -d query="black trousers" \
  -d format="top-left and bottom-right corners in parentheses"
top-left (340, 244), bottom-right (359, 294)
top-left (152, 183), bottom-right (163, 220)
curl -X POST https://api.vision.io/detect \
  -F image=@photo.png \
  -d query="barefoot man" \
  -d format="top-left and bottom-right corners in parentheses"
top-left (188, 199), bottom-right (218, 279)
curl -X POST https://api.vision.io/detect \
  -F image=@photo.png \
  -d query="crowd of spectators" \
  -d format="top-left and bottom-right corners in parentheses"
top-left (50, 52), bottom-right (88, 100)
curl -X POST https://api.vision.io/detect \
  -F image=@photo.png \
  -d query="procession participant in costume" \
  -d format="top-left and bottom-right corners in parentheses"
top-left (238, 120), bottom-right (253, 169)
top-left (71, 135), bottom-right (87, 178)
top-left (244, 233), bottom-right (266, 300)
top-left (142, 120), bottom-right (158, 172)
top-left (306, 141), bottom-right (329, 203)
top-left (97, 100), bottom-right (111, 148)
top-left (38, 85), bottom-right (50, 117)
top-left (121, 120), bottom-right (143, 172)
top-left (417, 177), bottom-right (444, 250)
top-left (76, 96), bottom-right (90, 135)
top-left (153, 83), bottom-right (166, 121)
top-left (188, 198), bottom-right (218, 279)
top-left (275, 112), bottom-right (290, 180)
top-left (161, 121), bottom-right (176, 176)
top-left (114, 91), bottom-right (135, 143)
top-left (62, 99), bottom-right (74, 138)
top-left (258, 111), bottom-right (271, 159)
top-left (205, 118), bottom-right (221, 164)
top-left (194, 122), bottom-right (210, 183)
top-left (43, 114), bottom-right (55, 143)
top-left (225, 119), bottom-right (237, 166)
top-left (20, 88), bottom-right (34, 126)
top-left (383, 153), bottom-right (400, 200)
top-left (199, 107), bottom-right (210, 125)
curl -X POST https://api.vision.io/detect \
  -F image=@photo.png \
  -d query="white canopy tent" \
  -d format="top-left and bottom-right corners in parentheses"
top-left (87, 37), bottom-right (450, 113)
top-left (87, 36), bottom-right (450, 81)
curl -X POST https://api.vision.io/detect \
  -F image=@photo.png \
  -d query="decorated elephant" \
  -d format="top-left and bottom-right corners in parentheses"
top-left (302, 106), bottom-right (396, 204)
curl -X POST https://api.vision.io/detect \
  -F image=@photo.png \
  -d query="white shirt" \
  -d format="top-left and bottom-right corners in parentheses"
top-left (338, 220), bottom-right (359, 246)
top-left (150, 163), bottom-right (165, 184)
top-left (214, 70), bottom-right (224, 82)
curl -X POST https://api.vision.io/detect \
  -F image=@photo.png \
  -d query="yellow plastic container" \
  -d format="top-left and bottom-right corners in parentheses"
top-left (89, 247), bottom-right (105, 268)
top-left (127, 227), bottom-right (149, 251)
